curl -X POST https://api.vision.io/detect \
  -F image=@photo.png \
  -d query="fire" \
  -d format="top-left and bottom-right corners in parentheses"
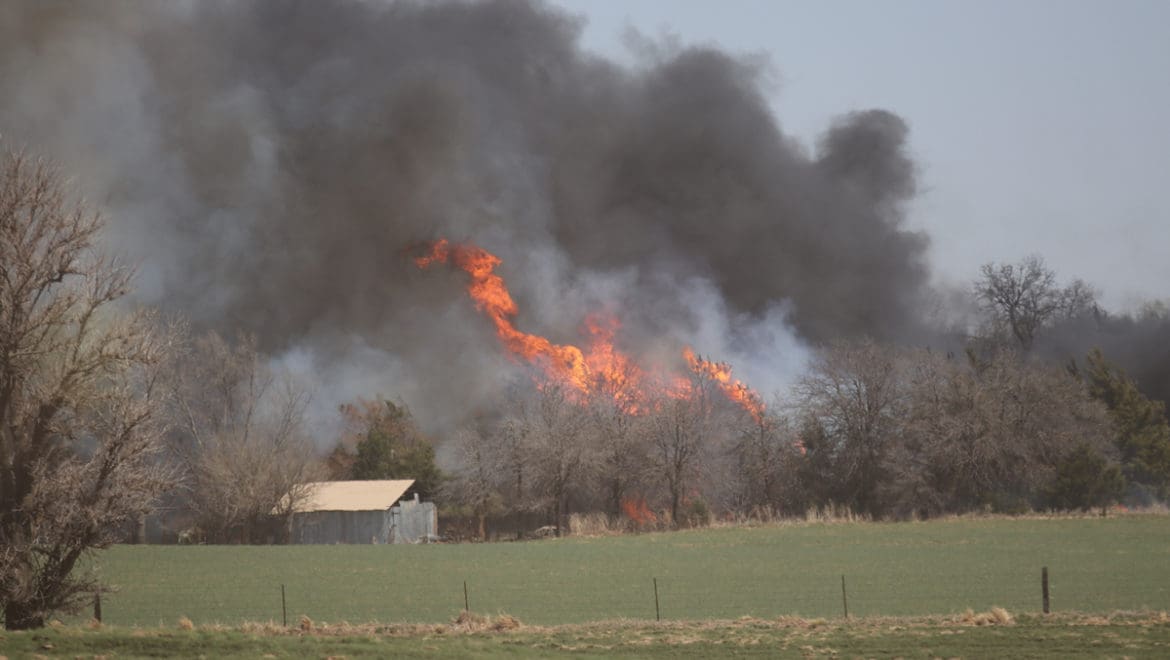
top-left (582, 313), bottom-right (645, 410)
top-left (683, 348), bottom-right (766, 423)
top-left (414, 238), bottom-right (763, 418)
top-left (414, 239), bottom-right (592, 392)
top-left (620, 496), bottom-right (658, 526)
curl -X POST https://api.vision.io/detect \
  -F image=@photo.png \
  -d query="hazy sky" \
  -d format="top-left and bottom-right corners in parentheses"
top-left (551, 0), bottom-right (1170, 310)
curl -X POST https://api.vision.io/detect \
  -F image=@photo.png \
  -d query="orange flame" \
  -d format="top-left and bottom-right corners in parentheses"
top-left (415, 239), bottom-right (592, 392)
top-left (621, 496), bottom-right (658, 525)
top-left (683, 348), bottom-right (766, 423)
top-left (415, 239), bottom-right (763, 418)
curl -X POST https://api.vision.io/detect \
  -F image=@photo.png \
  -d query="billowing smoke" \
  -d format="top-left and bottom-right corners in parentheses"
top-left (0, 0), bottom-right (930, 434)
top-left (1041, 310), bottom-right (1170, 408)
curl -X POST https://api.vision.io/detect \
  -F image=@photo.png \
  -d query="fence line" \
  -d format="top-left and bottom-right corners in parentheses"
top-left (83, 564), bottom-right (1163, 627)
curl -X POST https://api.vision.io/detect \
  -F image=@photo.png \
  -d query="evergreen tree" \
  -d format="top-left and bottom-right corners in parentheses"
top-left (1082, 349), bottom-right (1170, 499)
top-left (344, 400), bottom-right (444, 499)
top-left (1046, 442), bottom-right (1126, 514)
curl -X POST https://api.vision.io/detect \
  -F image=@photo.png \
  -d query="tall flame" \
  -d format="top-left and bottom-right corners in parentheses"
top-left (415, 239), bottom-right (592, 394)
top-left (415, 238), bottom-right (762, 419)
top-left (683, 348), bottom-right (766, 423)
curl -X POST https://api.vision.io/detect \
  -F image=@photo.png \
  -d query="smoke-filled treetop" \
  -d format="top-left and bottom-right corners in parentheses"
top-left (0, 0), bottom-right (928, 428)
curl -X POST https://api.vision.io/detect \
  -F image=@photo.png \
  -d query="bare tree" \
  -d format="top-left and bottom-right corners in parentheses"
top-left (643, 365), bottom-right (724, 527)
top-left (586, 392), bottom-right (651, 519)
top-left (975, 255), bottom-right (1096, 350)
top-left (0, 151), bottom-right (178, 629)
top-left (794, 339), bottom-right (906, 517)
top-left (167, 332), bottom-right (321, 543)
top-left (888, 348), bottom-right (1115, 517)
top-left (443, 423), bottom-right (504, 540)
top-left (509, 385), bottom-right (593, 536)
top-left (732, 408), bottom-right (802, 516)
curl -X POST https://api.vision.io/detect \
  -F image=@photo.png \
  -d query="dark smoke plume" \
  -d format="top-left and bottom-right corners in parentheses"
top-left (1042, 309), bottom-right (1170, 409)
top-left (0, 0), bottom-right (930, 432)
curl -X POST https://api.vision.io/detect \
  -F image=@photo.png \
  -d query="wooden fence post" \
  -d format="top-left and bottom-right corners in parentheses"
top-left (653, 578), bottom-right (661, 622)
top-left (1042, 566), bottom-right (1050, 614)
top-left (841, 575), bottom-right (849, 619)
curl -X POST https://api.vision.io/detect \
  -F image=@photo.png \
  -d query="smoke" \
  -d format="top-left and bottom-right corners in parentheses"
top-left (1040, 308), bottom-right (1170, 408)
top-left (0, 0), bottom-right (931, 435)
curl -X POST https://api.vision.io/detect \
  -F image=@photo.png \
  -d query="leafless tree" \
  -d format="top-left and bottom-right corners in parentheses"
top-left (643, 365), bottom-right (725, 527)
top-left (166, 332), bottom-right (321, 543)
top-left (794, 339), bottom-right (906, 517)
top-left (508, 385), bottom-right (594, 536)
top-left (732, 407), bottom-right (803, 516)
top-left (886, 348), bottom-right (1115, 517)
top-left (443, 424), bottom-right (505, 540)
top-left (975, 254), bottom-right (1096, 350)
top-left (491, 386), bottom-right (532, 510)
top-left (586, 392), bottom-right (652, 519)
top-left (0, 151), bottom-right (178, 629)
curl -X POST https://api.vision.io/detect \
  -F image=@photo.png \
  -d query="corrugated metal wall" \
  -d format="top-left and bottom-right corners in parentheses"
top-left (289, 510), bottom-right (392, 544)
top-left (389, 500), bottom-right (436, 543)
top-left (288, 502), bottom-right (436, 544)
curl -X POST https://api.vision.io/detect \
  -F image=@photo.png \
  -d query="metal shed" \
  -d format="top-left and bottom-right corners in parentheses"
top-left (285, 480), bottom-right (436, 544)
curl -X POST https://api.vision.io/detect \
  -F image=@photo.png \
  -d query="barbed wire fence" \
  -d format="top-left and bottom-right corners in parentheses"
top-left (84, 562), bottom-right (1170, 627)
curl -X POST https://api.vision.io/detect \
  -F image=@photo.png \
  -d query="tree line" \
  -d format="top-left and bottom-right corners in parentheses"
top-left (3, 148), bottom-right (1169, 629)
top-left (437, 254), bottom-right (1170, 532)
top-left (443, 335), bottom-right (1167, 533)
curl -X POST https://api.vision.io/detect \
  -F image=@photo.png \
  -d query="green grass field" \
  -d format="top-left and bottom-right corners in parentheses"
top-left (81, 515), bottom-right (1170, 628)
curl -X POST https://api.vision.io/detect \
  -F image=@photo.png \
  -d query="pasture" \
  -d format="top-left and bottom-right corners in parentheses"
top-left (83, 515), bottom-right (1170, 627)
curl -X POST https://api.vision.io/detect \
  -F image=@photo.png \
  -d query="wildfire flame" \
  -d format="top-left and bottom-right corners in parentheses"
top-left (414, 238), bottom-right (762, 419)
top-left (620, 496), bottom-right (658, 526)
top-left (683, 348), bottom-right (765, 423)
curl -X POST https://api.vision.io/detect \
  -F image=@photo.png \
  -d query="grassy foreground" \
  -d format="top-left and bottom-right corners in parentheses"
top-left (83, 515), bottom-right (1170, 627)
top-left (5, 612), bottom-right (1170, 658)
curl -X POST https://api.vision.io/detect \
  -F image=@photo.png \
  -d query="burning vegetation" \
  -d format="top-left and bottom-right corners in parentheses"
top-left (414, 238), bottom-right (763, 421)
top-left (3, 0), bottom-right (1170, 633)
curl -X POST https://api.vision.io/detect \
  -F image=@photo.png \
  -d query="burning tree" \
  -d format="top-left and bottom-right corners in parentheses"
top-left (0, 151), bottom-right (177, 629)
top-left (415, 238), bottom-right (769, 528)
top-left (587, 387), bottom-right (652, 520)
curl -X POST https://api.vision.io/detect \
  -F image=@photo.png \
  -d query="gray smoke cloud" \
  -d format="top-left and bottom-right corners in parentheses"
top-left (1041, 309), bottom-right (1170, 409)
top-left (0, 0), bottom-right (931, 435)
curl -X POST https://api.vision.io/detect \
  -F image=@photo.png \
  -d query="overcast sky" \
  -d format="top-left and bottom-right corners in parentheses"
top-left (551, 0), bottom-right (1170, 310)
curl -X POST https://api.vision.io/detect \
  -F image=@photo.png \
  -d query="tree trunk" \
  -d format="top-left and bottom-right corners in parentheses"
top-left (609, 480), bottom-right (622, 518)
top-left (670, 488), bottom-right (681, 529)
top-left (5, 600), bottom-right (45, 630)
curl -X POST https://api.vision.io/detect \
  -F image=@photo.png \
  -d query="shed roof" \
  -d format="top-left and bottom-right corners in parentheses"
top-left (290, 480), bottom-right (415, 513)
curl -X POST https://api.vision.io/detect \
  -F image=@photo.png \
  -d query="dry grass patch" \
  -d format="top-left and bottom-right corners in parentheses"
top-left (957, 606), bottom-right (1014, 626)
top-left (452, 610), bottom-right (523, 632)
